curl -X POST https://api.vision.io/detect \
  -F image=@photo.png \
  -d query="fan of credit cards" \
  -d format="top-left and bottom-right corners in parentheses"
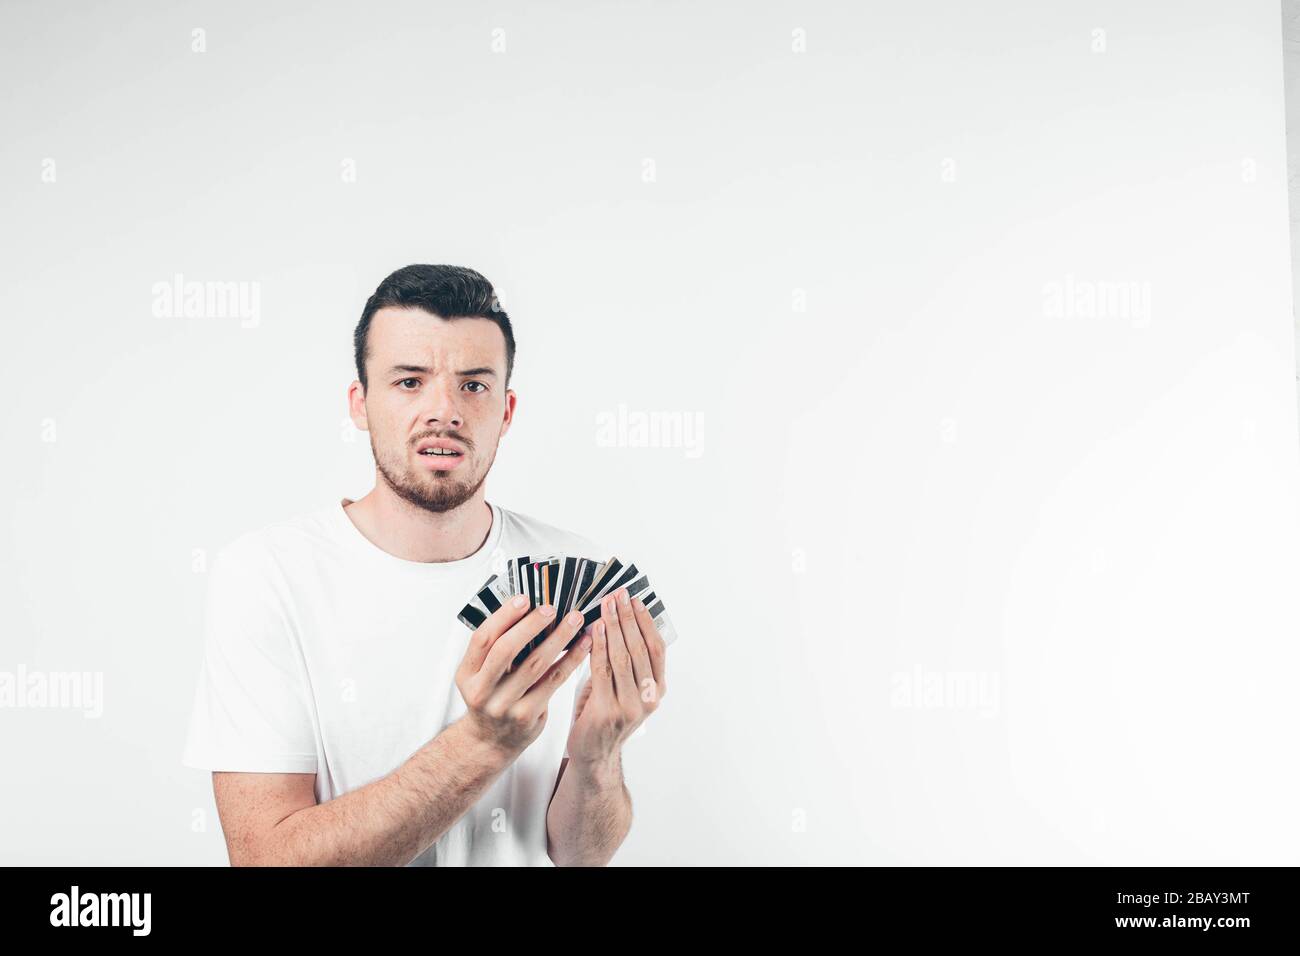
top-left (458, 554), bottom-right (678, 669)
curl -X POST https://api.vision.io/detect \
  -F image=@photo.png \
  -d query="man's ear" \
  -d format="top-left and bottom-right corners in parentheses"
top-left (347, 380), bottom-right (369, 432)
top-left (499, 388), bottom-right (516, 439)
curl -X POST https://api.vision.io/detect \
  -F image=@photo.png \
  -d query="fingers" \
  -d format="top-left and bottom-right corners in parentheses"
top-left (519, 628), bottom-right (594, 711)
top-left (613, 588), bottom-right (655, 700)
top-left (480, 603), bottom-right (560, 683)
top-left (630, 594), bottom-right (667, 701)
top-left (459, 594), bottom-right (531, 676)
top-left (600, 592), bottom-right (638, 703)
top-left (589, 620), bottom-right (615, 705)
top-left (502, 609), bottom-right (587, 698)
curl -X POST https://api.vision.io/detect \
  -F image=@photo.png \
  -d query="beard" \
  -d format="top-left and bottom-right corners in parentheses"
top-left (371, 433), bottom-right (496, 514)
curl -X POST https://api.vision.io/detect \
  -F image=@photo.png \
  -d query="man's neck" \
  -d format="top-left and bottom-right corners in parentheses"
top-left (343, 480), bottom-right (493, 563)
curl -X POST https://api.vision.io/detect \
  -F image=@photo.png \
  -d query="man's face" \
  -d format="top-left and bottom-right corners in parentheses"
top-left (348, 306), bottom-right (514, 514)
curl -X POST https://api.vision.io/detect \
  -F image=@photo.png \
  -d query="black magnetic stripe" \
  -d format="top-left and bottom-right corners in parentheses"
top-left (595, 573), bottom-right (652, 609)
top-left (580, 584), bottom-right (649, 626)
top-left (639, 591), bottom-right (667, 619)
top-left (584, 563), bottom-right (639, 609)
top-left (585, 559), bottom-right (624, 601)
top-left (575, 562), bottom-right (596, 606)
top-left (460, 604), bottom-right (487, 628)
top-left (581, 577), bottom-right (653, 623)
top-left (606, 563), bottom-right (639, 594)
top-left (557, 556), bottom-right (577, 613)
top-left (623, 574), bottom-right (651, 600)
top-left (477, 585), bottom-right (501, 613)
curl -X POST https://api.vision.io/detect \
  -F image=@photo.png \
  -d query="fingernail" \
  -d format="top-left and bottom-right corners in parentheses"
top-left (618, 588), bottom-right (630, 605)
top-left (540, 604), bottom-right (555, 618)
top-left (632, 596), bottom-right (644, 609)
top-left (512, 595), bottom-right (527, 609)
top-left (567, 611), bottom-right (583, 627)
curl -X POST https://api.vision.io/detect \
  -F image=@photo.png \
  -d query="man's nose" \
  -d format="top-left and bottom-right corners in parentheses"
top-left (421, 381), bottom-right (464, 429)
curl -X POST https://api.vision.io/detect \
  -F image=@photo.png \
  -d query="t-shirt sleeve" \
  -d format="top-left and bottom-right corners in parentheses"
top-left (181, 534), bottom-right (318, 774)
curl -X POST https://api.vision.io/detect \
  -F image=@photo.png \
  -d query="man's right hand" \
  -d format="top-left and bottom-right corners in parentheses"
top-left (455, 595), bottom-right (592, 757)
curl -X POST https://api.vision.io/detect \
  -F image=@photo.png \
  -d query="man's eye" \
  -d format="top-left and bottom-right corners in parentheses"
top-left (463, 381), bottom-right (487, 393)
top-left (397, 378), bottom-right (419, 389)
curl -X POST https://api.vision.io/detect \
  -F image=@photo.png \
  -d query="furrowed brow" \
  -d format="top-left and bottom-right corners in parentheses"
top-left (386, 364), bottom-right (498, 377)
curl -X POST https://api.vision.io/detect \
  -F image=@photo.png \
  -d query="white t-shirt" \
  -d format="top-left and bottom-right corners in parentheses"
top-left (181, 497), bottom-right (610, 867)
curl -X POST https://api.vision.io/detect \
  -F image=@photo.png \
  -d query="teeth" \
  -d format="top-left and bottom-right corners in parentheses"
top-left (420, 448), bottom-right (459, 456)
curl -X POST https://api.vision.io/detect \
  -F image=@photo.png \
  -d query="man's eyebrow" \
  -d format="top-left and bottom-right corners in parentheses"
top-left (385, 365), bottom-right (498, 377)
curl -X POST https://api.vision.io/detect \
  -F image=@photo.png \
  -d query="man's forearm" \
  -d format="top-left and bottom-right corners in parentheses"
top-left (252, 717), bottom-right (515, 866)
top-left (546, 752), bottom-right (633, 866)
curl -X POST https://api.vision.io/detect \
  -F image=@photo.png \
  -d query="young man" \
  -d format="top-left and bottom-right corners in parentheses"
top-left (181, 264), bottom-right (669, 866)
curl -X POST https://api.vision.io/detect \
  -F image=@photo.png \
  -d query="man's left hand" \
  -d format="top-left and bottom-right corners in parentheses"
top-left (564, 587), bottom-right (668, 767)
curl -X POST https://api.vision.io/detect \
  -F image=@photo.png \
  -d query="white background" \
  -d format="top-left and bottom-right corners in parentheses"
top-left (2, 0), bottom-right (1298, 864)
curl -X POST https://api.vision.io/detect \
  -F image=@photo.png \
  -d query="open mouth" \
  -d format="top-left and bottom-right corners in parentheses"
top-left (415, 440), bottom-right (467, 468)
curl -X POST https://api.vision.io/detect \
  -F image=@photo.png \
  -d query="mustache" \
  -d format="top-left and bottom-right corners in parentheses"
top-left (410, 431), bottom-right (472, 449)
